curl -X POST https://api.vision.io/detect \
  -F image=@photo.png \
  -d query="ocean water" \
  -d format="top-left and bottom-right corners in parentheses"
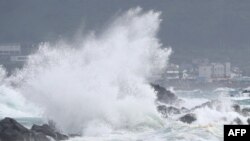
top-left (0, 8), bottom-right (250, 141)
top-left (1, 84), bottom-right (249, 141)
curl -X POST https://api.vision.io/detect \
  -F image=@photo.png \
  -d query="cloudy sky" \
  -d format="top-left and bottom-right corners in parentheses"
top-left (1, 0), bottom-right (250, 72)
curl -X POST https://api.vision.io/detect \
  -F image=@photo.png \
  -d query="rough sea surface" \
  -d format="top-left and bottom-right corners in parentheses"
top-left (0, 8), bottom-right (249, 141)
top-left (1, 85), bottom-right (249, 141)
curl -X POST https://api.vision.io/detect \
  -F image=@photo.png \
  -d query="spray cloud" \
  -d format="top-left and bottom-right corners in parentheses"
top-left (13, 7), bottom-right (172, 134)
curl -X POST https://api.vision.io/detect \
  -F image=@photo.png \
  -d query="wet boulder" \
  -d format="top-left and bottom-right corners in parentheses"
top-left (190, 100), bottom-right (224, 112)
top-left (167, 106), bottom-right (181, 115)
top-left (0, 117), bottom-right (49, 141)
top-left (180, 107), bottom-right (189, 113)
top-left (157, 105), bottom-right (181, 118)
top-left (233, 117), bottom-right (243, 125)
top-left (242, 108), bottom-right (250, 116)
top-left (247, 118), bottom-right (250, 125)
top-left (232, 104), bottom-right (241, 113)
top-left (151, 84), bottom-right (178, 104)
top-left (69, 133), bottom-right (82, 137)
top-left (0, 117), bottom-right (68, 141)
top-left (31, 124), bottom-right (68, 140)
top-left (157, 105), bottom-right (168, 118)
top-left (179, 113), bottom-right (196, 124)
top-left (242, 89), bottom-right (250, 96)
top-left (191, 101), bottom-right (213, 111)
top-left (231, 104), bottom-right (250, 117)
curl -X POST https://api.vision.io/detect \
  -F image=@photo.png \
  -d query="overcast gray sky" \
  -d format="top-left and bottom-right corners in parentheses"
top-left (1, 0), bottom-right (250, 72)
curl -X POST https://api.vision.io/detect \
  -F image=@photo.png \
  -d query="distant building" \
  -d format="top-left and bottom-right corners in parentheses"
top-left (0, 43), bottom-right (29, 71)
top-left (198, 62), bottom-right (231, 81)
top-left (192, 58), bottom-right (210, 66)
top-left (211, 62), bottom-right (231, 80)
top-left (231, 67), bottom-right (242, 78)
top-left (179, 64), bottom-right (197, 80)
top-left (211, 63), bottom-right (225, 78)
top-left (0, 44), bottom-right (21, 55)
top-left (10, 56), bottom-right (28, 62)
top-left (198, 65), bottom-right (212, 82)
top-left (165, 64), bottom-right (180, 79)
top-left (182, 70), bottom-right (196, 80)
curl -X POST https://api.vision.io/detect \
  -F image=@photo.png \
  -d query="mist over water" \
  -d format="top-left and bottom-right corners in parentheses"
top-left (9, 8), bottom-right (171, 134)
top-left (1, 7), bottom-right (250, 141)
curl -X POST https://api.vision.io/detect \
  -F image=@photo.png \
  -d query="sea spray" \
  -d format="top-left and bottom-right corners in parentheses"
top-left (0, 65), bottom-right (7, 84)
top-left (10, 8), bottom-right (172, 134)
top-left (0, 7), bottom-right (249, 141)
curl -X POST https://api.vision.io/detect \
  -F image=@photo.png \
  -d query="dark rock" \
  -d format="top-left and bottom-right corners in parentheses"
top-left (48, 120), bottom-right (57, 131)
top-left (157, 105), bottom-right (168, 118)
top-left (69, 133), bottom-right (81, 137)
top-left (180, 107), bottom-right (189, 113)
top-left (242, 90), bottom-right (250, 94)
top-left (233, 117), bottom-right (243, 125)
top-left (32, 124), bottom-right (55, 138)
top-left (232, 104), bottom-right (241, 113)
top-left (242, 108), bottom-right (250, 116)
top-left (157, 105), bottom-right (181, 118)
top-left (179, 113), bottom-right (196, 124)
top-left (247, 118), bottom-right (250, 125)
top-left (0, 117), bottom-right (68, 141)
top-left (31, 124), bottom-right (68, 140)
top-left (0, 117), bottom-right (49, 141)
top-left (31, 133), bottom-right (50, 141)
top-left (151, 84), bottom-right (178, 104)
top-left (167, 106), bottom-right (181, 115)
top-left (190, 101), bottom-right (217, 111)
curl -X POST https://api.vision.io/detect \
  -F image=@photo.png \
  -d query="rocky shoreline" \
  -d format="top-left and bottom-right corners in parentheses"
top-left (1, 84), bottom-right (250, 141)
top-left (152, 84), bottom-right (250, 125)
top-left (0, 117), bottom-right (68, 141)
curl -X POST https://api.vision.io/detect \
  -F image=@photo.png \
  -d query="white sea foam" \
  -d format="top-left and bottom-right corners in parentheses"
top-left (0, 7), bottom-right (249, 141)
top-left (8, 7), bottom-right (171, 134)
top-left (0, 85), bottom-right (39, 118)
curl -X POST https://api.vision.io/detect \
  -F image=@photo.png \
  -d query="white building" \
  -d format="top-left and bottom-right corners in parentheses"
top-left (211, 63), bottom-right (225, 78)
top-left (198, 65), bottom-right (212, 81)
top-left (198, 62), bottom-right (231, 81)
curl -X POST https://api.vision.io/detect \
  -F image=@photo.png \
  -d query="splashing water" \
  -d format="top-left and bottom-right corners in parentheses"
top-left (8, 7), bottom-right (172, 134)
top-left (1, 8), bottom-right (248, 141)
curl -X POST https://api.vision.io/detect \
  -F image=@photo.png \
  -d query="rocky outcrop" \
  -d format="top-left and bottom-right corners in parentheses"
top-left (232, 117), bottom-right (243, 125)
top-left (157, 105), bottom-right (181, 118)
top-left (231, 104), bottom-right (250, 117)
top-left (232, 104), bottom-right (241, 113)
top-left (151, 84), bottom-right (178, 104)
top-left (179, 113), bottom-right (196, 124)
top-left (151, 84), bottom-right (250, 125)
top-left (0, 117), bottom-right (49, 141)
top-left (247, 118), bottom-right (250, 125)
top-left (31, 124), bottom-right (68, 140)
top-left (190, 101), bottom-right (213, 111)
top-left (242, 108), bottom-right (250, 116)
top-left (0, 117), bottom-right (68, 141)
top-left (242, 89), bottom-right (250, 96)
top-left (180, 107), bottom-right (189, 113)
top-left (190, 100), bottom-right (224, 112)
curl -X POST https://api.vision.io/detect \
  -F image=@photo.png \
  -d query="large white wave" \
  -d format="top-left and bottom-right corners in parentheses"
top-left (0, 66), bottom-right (39, 118)
top-left (8, 8), bottom-right (171, 134)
